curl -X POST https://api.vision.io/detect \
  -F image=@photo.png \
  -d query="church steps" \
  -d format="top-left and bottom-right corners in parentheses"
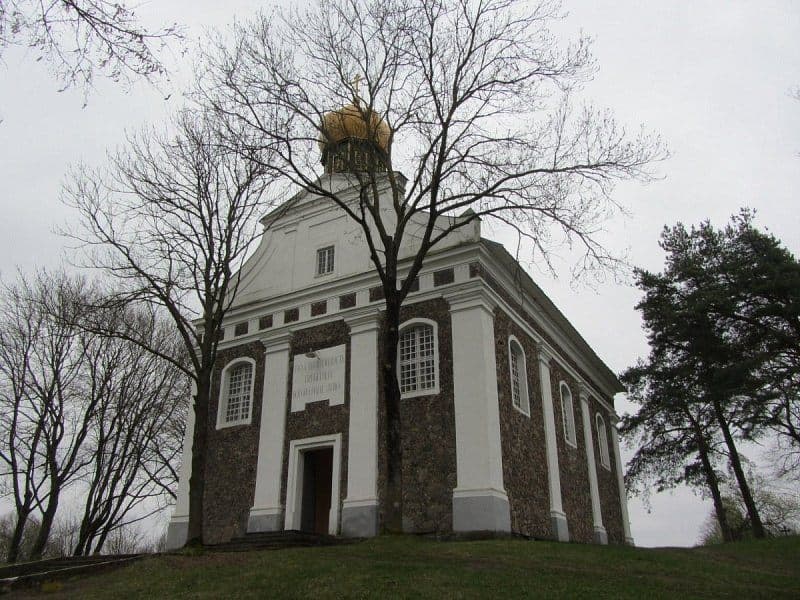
top-left (206, 530), bottom-right (362, 553)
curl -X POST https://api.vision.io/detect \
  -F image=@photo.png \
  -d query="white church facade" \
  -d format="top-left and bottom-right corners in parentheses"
top-left (165, 105), bottom-right (634, 548)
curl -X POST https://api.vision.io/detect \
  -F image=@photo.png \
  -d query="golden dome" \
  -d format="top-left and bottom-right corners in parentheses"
top-left (319, 104), bottom-right (391, 152)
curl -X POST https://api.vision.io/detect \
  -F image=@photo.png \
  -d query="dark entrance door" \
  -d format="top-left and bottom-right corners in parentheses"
top-left (299, 448), bottom-right (333, 534)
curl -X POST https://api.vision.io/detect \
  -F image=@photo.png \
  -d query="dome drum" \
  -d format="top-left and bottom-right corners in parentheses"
top-left (319, 103), bottom-right (391, 174)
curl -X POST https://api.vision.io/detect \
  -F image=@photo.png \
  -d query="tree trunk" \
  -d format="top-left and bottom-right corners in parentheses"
top-left (381, 293), bottom-right (403, 533)
top-left (30, 489), bottom-right (59, 560)
top-left (73, 510), bottom-right (96, 556)
top-left (711, 396), bottom-right (766, 538)
top-left (92, 527), bottom-right (109, 555)
top-left (692, 425), bottom-right (733, 542)
top-left (6, 509), bottom-right (31, 563)
top-left (186, 372), bottom-right (211, 546)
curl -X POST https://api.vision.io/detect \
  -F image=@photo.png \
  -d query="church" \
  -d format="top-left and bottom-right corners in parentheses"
top-left (165, 102), bottom-right (634, 548)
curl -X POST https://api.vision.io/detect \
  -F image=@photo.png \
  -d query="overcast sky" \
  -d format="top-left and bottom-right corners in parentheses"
top-left (1, 1), bottom-right (798, 548)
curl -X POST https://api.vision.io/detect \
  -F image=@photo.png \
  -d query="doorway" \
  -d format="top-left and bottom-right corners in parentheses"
top-left (300, 448), bottom-right (333, 534)
top-left (285, 434), bottom-right (342, 535)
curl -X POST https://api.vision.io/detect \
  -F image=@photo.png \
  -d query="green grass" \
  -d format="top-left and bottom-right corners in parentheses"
top-left (13, 535), bottom-right (800, 599)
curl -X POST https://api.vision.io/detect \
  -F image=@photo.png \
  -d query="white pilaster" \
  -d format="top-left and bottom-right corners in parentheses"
top-left (165, 383), bottom-right (196, 549)
top-left (450, 286), bottom-right (510, 532)
top-left (248, 332), bottom-right (292, 532)
top-left (538, 348), bottom-right (569, 541)
top-left (341, 311), bottom-right (381, 537)
top-left (611, 423), bottom-right (635, 545)
top-left (579, 386), bottom-right (607, 544)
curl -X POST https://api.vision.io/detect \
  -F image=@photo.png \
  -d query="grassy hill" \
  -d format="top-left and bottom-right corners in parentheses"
top-left (12, 534), bottom-right (800, 599)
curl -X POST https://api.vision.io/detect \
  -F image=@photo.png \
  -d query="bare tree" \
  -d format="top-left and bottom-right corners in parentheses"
top-left (0, 270), bottom-right (187, 560)
top-left (0, 0), bottom-right (183, 97)
top-left (0, 277), bottom-right (51, 562)
top-left (72, 309), bottom-right (188, 556)
top-left (199, 0), bottom-right (665, 530)
top-left (62, 108), bottom-right (275, 546)
top-left (0, 271), bottom-right (99, 560)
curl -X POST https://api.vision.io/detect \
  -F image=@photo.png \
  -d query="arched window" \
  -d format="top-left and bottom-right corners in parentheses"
top-left (217, 359), bottom-right (255, 428)
top-left (596, 413), bottom-right (611, 469)
top-left (560, 382), bottom-right (577, 447)
top-left (508, 336), bottom-right (530, 416)
top-left (398, 319), bottom-right (439, 398)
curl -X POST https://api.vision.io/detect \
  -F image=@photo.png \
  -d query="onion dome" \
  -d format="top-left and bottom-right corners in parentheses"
top-left (319, 103), bottom-right (391, 151)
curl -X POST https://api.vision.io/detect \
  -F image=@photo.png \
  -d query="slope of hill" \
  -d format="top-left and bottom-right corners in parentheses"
top-left (11, 534), bottom-right (800, 599)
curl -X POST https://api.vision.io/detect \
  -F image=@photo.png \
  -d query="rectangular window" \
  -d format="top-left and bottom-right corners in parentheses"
top-left (561, 383), bottom-right (577, 447)
top-left (597, 414), bottom-right (611, 469)
top-left (510, 350), bottom-right (522, 409)
top-left (316, 246), bottom-right (335, 276)
top-left (225, 363), bottom-right (253, 424)
top-left (399, 324), bottom-right (437, 395)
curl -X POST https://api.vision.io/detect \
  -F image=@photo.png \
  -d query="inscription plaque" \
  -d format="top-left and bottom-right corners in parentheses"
top-left (290, 344), bottom-right (346, 412)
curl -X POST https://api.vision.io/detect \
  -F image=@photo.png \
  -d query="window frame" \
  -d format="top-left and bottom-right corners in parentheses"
top-left (559, 381), bottom-right (577, 448)
top-left (397, 318), bottom-right (440, 399)
top-left (596, 413), bottom-right (611, 470)
top-left (216, 358), bottom-right (256, 429)
top-left (508, 335), bottom-right (530, 417)
top-left (315, 245), bottom-right (335, 277)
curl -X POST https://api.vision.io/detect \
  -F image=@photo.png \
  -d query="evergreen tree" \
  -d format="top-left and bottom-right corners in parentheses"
top-left (622, 210), bottom-right (800, 540)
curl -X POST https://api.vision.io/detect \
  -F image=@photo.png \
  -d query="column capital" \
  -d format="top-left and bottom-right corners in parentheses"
top-left (447, 282), bottom-right (496, 315)
top-left (261, 331), bottom-right (292, 354)
top-left (578, 383), bottom-right (591, 403)
top-left (537, 346), bottom-right (554, 366)
top-left (345, 309), bottom-right (382, 335)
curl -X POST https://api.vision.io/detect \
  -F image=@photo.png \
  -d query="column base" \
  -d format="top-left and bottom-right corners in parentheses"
top-left (165, 516), bottom-right (188, 550)
top-left (625, 536), bottom-right (636, 546)
top-left (550, 510), bottom-right (570, 542)
top-left (593, 525), bottom-right (608, 545)
top-left (341, 500), bottom-right (379, 537)
top-left (453, 489), bottom-right (511, 533)
top-left (247, 507), bottom-right (284, 533)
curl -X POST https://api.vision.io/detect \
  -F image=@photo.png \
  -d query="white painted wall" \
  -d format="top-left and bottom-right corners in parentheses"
top-left (231, 173), bottom-right (480, 309)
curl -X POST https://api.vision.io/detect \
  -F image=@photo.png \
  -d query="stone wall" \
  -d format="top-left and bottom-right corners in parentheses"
top-left (549, 363), bottom-right (594, 544)
top-left (494, 309), bottom-right (551, 539)
top-left (281, 321), bottom-right (351, 519)
top-left (376, 298), bottom-right (458, 534)
top-left (203, 341), bottom-right (264, 544)
top-left (592, 396), bottom-right (624, 544)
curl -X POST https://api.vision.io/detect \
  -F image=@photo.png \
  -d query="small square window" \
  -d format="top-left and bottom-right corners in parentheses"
top-left (317, 246), bottom-right (335, 276)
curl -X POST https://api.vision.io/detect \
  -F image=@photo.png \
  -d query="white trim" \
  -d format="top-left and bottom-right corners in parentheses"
top-left (170, 386), bottom-right (196, 520)
top-left (249, 334), bottom-right (292, 530)
top-left (211, 241), bottom-right (618, 413)
top-left (579, 389), bottom-right (605, 541)
top-left (450, 290), bottom-right (507, 500)
top-left (284, 433), bottom-right (342, 535)
top-left (398, 317), bottom-right (440, 399)
top-left (537, 349), bottom-right (566, 525)
top-left (559, 381), bottom-right (577, 448)
top-left (216, 357), bottom-right (256, 429)
top-left (611, 426), bottom-right (635, 545)
top-left (343, 311), bottom-right (380, 507)
top-left (508, 335), bottom-right (530, 417)
top-left (452, 487), bottom-right (508, 500)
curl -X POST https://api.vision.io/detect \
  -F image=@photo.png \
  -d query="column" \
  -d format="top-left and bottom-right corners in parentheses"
top-left (165, 386), bottom-right (195, 550)
top-left (579, 386), bottom-right (607, 544)
top-left (450, 287), bottom-right (511, 532)
top-left (248, 332), bottom-right (292, 532)
top-left (538, 349), bottom-right (569, 541)
top-left (341, 311), bottom-right (381, 537)
top-left (611, 423), bottom-right (635, 545)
